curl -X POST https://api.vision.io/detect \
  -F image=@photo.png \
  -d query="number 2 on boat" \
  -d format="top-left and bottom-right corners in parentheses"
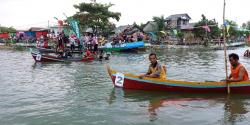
top-left (115, 72), bottom-right (124, 87)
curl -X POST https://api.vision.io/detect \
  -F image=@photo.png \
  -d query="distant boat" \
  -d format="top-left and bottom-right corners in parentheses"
top-left (31, 50), bottom-right (94, 62)
top-left (99, 41), bottom-right (145, 52)
top-left (209, 40), bottom-right (245, 50)
top-left (226, 40), bottom-right (245, 47)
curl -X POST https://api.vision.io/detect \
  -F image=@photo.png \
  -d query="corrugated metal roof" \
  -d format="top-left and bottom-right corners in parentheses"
top-left (166, 13), bottom-right (191, 20)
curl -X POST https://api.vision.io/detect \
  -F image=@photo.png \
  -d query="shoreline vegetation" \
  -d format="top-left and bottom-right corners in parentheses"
top-left (0, 2), bottom-right (249, 52)
top-left (0, 39), bottom-right (247, 52)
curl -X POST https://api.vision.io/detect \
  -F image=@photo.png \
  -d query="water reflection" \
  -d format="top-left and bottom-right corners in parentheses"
top-left (222, 95), bottom-right (249, 125)
top-left (108, 88), bottom-right (249, 124)
top-left (1, 47), bottom-right (250, 125)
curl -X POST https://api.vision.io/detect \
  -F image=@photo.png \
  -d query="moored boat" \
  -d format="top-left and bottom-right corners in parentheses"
top-left (31, 51), bottom-right (94, 62)
top-left (99, 41), bottom-right (145, 52)
top-left (106, 66), bottom-right (250, 93)
top-left (37, 47), bottom-right (83, 54)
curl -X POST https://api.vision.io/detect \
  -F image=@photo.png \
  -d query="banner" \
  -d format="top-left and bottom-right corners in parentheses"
top-left (70, 20), bottom-right (80, 39)
top-left (0, 33), bottom-right (9, 38)
top-left (224, 21), bottom-right (230, 36)
top-left (226, 25), bottom-right (230, 36)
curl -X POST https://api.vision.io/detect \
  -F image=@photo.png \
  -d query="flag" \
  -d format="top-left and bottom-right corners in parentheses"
top-left (70, 20), bottom-right (80, 39)
top-left (226, 25), bottom-right (230, 36)
top-left (223, 21), bottom-right (230, 36)
top-left (54, 17), bottom-right (58, 20)
top-left (202, 25), bottom-right (211, 32)
top-left (223, 21), bottom-right (228, 27)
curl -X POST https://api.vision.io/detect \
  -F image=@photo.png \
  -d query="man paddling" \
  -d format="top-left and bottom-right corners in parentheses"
top-left (139, 53), bottom-right (166, 79)
top-left (225, 53), bottom-right (249, 82)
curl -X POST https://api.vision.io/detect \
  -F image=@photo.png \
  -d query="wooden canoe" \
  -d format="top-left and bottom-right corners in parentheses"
top-left (106, 66), bottom-right (250, 93)
top-left (31, 52), bottom-right (93, 62)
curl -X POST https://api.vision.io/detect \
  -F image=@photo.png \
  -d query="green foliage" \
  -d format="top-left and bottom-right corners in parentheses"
top-left (242, 23), bottom-right (247, 29)
top-left (132, 22), bottom-right (145, 32)
top-left (224, 19), bottom-right (238, 37)
top-left (193, 14), bottom-right (220, 40)
top-left (177, 30), bottom-right (184, 39)
top-left (152, 15), bottom-right (166, 40)
top-left (246, 21), bottom-right (250, 30)
top-left (0, 26), bottom-right (16, 33)
top-left (73, 2), bottom-right (121, 35)
top-left (152, 15), bottom-right (165, 31)
top-left (240, 21), bottom-right (250, 37)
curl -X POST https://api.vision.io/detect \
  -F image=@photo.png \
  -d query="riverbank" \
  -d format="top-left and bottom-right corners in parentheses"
top-left (0, 44), bottom-right (28, 51)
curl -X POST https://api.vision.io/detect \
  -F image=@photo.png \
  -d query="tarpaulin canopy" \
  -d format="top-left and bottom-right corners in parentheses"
top-left (25, 31), bottom-right (36, 38)
top-left (36, 31), bottom-right (48, 38)
top-left (0, 33), bottom-right (9, 38)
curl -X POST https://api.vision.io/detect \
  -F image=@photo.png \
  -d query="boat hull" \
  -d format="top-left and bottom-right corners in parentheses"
top-left (99, 41), bottom-right (145, 52)
top-left (107, 66), bottom-right (250, 93)
top-left (31, 52), bottom-right (92, 62)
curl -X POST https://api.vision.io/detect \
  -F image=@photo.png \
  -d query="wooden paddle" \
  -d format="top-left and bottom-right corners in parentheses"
top-left (222, 0), bottom-right (230, 94)
top-left (106, 65), bottom-right (112, 78)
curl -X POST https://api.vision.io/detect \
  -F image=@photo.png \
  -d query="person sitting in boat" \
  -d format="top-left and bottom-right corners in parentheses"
top-left (84, 48), bottom-right (93, 59)
top-left (104, 52), bottom-right (110, 60)
top-left (244, 49), bottom-right (250, 57)
top-left (61, 48), bottom-right (72, 58)
top-left (139, 53), bottom-right (166, 79)
top-left (223, 53), bottom-right (249, 82)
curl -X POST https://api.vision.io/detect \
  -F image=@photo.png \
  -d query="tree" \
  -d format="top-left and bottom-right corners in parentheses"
top-left (152, 15), bottom-right (165, 31)
top-left (246, 21), bottom-right (250, 30)
top-left (0, 26), bottom-right (16, 33)
top-left (242, 23), bottom-right (247, 29)
top-left (151, 15), bottom-right (167, 41)
top-left (240, 21), bottom-right (250, 37)
top-left (224, 19), bottom-right (238, 37)
top-left (132, 22), bottom-right (145, 33)
top-left (73, 2), bottom-right (121, 35)
top-left (193, 14), bottom-right (220, 42)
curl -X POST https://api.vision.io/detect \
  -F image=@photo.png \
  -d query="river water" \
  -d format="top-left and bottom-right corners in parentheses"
top-left (0, 46), bottom-right (250, 125)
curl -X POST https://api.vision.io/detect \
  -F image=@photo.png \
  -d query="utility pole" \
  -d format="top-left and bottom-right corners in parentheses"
top-left (222, 0), bottom-right (230, 94)
top-left (205, 19), bottom-right (208, 46)
top-left (48, 20), bottom-right (50, 29)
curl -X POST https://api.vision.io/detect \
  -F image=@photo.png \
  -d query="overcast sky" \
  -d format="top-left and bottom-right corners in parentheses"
top-left (0, 0), bottom-right (249, 29)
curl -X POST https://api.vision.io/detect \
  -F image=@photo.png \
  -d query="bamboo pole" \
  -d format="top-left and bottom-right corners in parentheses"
top-left (223, 0), bottom-right (230, 94)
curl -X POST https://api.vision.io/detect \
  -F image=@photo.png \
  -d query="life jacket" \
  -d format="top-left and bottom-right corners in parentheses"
top-left (85, 50), bottom-right (93, 58)
top-left (149, 65), bottom-right (166, 79)
top-left (231, 63), bottom-right (249, 81)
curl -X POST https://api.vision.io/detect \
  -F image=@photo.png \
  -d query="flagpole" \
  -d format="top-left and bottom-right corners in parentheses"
top-left (223, 0), bottom-right (230, 94)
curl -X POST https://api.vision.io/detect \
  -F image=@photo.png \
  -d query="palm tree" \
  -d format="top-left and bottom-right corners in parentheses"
top-left (152, 15), bottom-right (167, 42)
top-left (152, 15), bottom-right (165, 31)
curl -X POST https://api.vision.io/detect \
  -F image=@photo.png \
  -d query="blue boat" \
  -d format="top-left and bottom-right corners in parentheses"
top-left (99, 41), bottom-right (145, 52)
